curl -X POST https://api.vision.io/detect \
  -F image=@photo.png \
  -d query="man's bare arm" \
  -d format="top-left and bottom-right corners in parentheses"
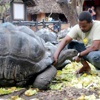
top-left (53, 35), bottom-right (72, 63)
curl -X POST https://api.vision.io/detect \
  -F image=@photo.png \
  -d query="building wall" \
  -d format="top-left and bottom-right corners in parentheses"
top-left (37, 13), bottom-right (46, 22)
top-left (27, 14), bottom-right (31, 21)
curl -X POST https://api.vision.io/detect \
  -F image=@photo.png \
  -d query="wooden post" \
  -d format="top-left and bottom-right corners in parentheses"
top-left (42, 19), bottom-right (46, 28)
top-left (2, 17), bottom-right (4, 23)
top-left (0, 17), bottom-right (4, 23)
top-left (35, 20), bottom-right (38, 31)
top-left (58, 20), bottom-right (61, 32)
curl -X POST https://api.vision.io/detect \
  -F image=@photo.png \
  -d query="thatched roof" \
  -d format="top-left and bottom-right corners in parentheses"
top-left (27, 0), bottom-right (63, 14)
top-left (3, 0), bottom-right (63, 16)
top-left (22, 0), bottom-right (36, 7)
top-left (0, 0), bottom-right (36, 7)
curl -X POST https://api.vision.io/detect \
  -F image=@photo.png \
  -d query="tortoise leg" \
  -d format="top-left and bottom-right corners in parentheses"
top-left (33, 65), bottom-right (57, 90)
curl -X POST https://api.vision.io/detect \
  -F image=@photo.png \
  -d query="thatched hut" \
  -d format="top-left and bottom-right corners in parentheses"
top-left (26, 0), bottom-right (69, 31)
top-left (28, 0), bottom-right (62, 14)
top-left (27, 0), bottom-right (67, 23)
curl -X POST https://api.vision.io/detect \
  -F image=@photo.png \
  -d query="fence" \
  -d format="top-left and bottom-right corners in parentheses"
top-left (0, 17), bottom-right (4, 23)
top-left (12, 19), bottom-right (62, 33)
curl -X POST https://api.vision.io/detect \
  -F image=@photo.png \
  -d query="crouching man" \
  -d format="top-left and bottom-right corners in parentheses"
top-left (53, 11), bottom-right (100, 73)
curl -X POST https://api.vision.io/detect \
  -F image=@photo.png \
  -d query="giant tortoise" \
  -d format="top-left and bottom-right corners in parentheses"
top-left (0, 22), bottom-right (77, 89)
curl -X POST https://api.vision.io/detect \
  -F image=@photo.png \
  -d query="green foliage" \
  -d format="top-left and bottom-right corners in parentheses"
top-left (0, 87), bottom-right (21, 95)
top-left (49, 62), bottom-right (100, 91)
top-left (0, 2), bottom-right (10, 18)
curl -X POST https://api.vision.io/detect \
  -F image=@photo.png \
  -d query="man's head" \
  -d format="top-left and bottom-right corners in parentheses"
top-left (78, 11), bottom-right (93, 32)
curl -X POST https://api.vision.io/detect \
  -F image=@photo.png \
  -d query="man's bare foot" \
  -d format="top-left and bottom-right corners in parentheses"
top-left (76, 59), bottom-right (91, 74)
top-left (76, 66), bottom-right (91, 74)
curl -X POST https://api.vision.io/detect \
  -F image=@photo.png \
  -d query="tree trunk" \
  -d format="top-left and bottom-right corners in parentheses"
top-left (77, 0), bottom-right (85, 15)
top-left (56, 0), bottom-right (78, 27)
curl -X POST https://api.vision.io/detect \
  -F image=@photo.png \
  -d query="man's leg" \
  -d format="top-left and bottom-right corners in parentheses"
top-left (67, 40), bottom-right (86, 52)
top-left (76, 59), bottom-right (91, 73)
top-left (86, 51), bottom-right (100, 70)
top-left (68, 40), bottom-right (91, 73)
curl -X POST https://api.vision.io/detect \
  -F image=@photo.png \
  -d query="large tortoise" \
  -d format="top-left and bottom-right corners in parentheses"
top-left (0, 22), bottom-right (77, 89)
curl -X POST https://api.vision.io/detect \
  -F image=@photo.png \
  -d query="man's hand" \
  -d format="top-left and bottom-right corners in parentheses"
top-left (72, 56), bottom-right (81, 62)
top-left (53, 54), bottom-right (58, 65)
top-left (52, 35), bottom-right (72, 65)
